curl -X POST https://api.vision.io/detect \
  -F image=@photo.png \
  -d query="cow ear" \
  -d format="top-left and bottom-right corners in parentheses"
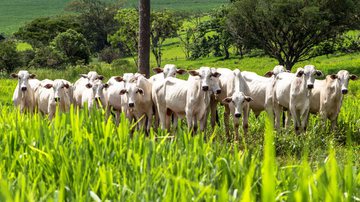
top-left (64, 83), bottom-right (70, 89)
top-left (97, 75), bottom-right (104, 80)
top-left (330, 74), bottom-right (338, 80)
top-left (120, 89), bottom-right (127, 95)
top-left (296, 70), bottom-right (304, 77)
top-left (104, 83), bottom-right (109, 88)
top-left (350, 74), bottom-right (358, 80)
top-left (137, 88), bottom-right (144, 95)
top-left (316, 70), bottom-right (323, 77)
top-left (11, 73), bottom-right (18, 78)
top-left (222, 97), bottom-right (232, 104)
top-left (176, 69), bottom-right (187, 75)
top-left (245, 96), bottom-right (253, 102)
top-left (153, 67), bottom-right (163, 74)
top-left (114, 76), bottom-right (123, 82)
top-left (80, 74), bottom-right (88, 78)
top-left (44, 84), bottom-right (53, 89)
top-left (188, 70), bottom-right (199, 76)
top-left (29, 74), bottom-right (36, 79)
top-left (85, 83), bottom-right (92, 88)
top-left (264, 71), bottom-right (274, 77)
top-left (211, 72), bottom-right (221, 78)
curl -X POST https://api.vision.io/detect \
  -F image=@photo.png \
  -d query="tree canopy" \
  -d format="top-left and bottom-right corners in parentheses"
top-left (227, 0), bottom-right (360, 70)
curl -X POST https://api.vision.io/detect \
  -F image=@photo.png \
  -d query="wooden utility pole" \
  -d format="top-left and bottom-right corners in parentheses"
top-left (138, 0), bottom-right (150, 78)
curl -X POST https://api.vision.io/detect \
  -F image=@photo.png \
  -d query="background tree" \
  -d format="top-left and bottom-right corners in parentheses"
top-left (51, 29), bottom-right (91, 65)
top-left (151, 10), bottom-right (181, 67)
top-left (0, 40), bottom-right (22, 74)
top-left (138, 0), bottom-right (151, 78)
top-left (66, 0), bottom-right (121, 52)
top-left (14, 16), bottom-right (81, 47)
top-left (29, 46), bottom-right (66, 69)
top-left (227, 0), bottom-right (360, 70)
top-left (109, 9), bottom-right (139, 66)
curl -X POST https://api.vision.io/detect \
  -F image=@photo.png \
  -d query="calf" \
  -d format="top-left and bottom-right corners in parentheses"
top-left (209, 68), bottom-right (251, 140)
top-left (242, 65), bottom-right (287, 117)
top-left (81, 80), bottom-right (109, 110)
top-left (120, 75), bottom-right (153, 133)
top-left (105, 76), bottom-right (124, 125)
top-left (155, 67), bottom-right (221, 134)
top-left (150, 64), bottom-right (186, 129)
top-left (36, 79), bottom-right (71, 120)
top-left (273, 65), bottom-right (322, 133)
top-left (11, 70), bottom-right (37, 113)
top-left (309, 70), bottom-right (358, 129)
top-left (73, 71), bottom-right (104, 108)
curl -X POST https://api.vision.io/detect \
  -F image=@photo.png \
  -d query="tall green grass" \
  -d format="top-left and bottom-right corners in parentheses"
top-left (0, 97), bottom-right (359, 201)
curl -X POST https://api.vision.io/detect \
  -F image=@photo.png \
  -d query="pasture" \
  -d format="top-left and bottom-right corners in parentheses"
top-left (1, 51), bottom-right (360, 200)
top-left (0, 0), bottom-right (227, 34)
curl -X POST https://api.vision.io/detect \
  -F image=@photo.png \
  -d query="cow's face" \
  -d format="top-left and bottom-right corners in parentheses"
top-left (264, 65), bottom-right (287, 77)
top-left (11, 70), bottom-right (36, 92)
top-left (222, 92), bottom-right (252, 118)
top-left (80, 71), bottom-right (104, 83)
top-left (298, 65), bottom-right (323, 89)
top-left (119, 83), bottom-right (144, 108)
top-left (153, 64), bottom-right (186, 78)
top-left (210, 68), bottom-right (222, 95)
top-left (337, 70), bottom-right (358, 94)
top-left (189, 67), bottom-right (221, 92)
top-left (92, 82), bottom-right (108, 102)
top-left (44, 80), bottom-right (70, 102)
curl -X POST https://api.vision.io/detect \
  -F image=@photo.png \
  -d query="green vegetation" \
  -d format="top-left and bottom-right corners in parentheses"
top-left (0, 0), bottom-right (227, 34)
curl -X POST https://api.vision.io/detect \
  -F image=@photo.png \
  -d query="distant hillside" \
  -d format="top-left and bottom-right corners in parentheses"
top-left (0, 0), bottom-right (227, 34)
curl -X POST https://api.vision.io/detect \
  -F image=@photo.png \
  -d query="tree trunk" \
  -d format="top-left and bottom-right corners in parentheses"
top-left (138, 0), bottom-right (150, 78)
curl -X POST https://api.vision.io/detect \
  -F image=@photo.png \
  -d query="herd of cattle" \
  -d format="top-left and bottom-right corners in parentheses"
top-left (11, 64), bottom-right (358, 138)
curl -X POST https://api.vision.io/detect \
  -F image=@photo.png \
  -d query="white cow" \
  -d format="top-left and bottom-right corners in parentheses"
top-left (105, 76), bottom-right (124, 125)
top-left (120, 75), bottom-right (153, 133)
top-left (80, 80), bottom-right (109, 110)
top-left (209, 68), bottom-right (251, 140)
top-left (11, 70), bottom-right (38, 113)
top-left (36, 79), bottom-right (71, 120)
top-left (309, 70), bottom-right (358, 129)
top-left (241, 65), bottom-right (287, 117)
top-left (273, 65), bottom-right (323, 133)
top-left (149, 64), bottom-right (186, 83)
top-left (150, 64), bottom-right (187, 129)
top-left (73, 71), bottom-right (104, 108)
top-left (155, 67), bottom-right (221, 134)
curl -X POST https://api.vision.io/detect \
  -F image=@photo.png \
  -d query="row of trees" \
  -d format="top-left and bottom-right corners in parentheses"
top-left (1, 0), bottom-right (360, 74)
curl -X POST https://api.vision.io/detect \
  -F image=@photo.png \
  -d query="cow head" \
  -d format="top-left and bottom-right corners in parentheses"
top-left (337, 70), bottom-right (358, 94)
top-left (222, 91), bottom-right (252, 118)
top-left (188, 67), bottom-right (221, 92)
top-left (119, 82), bottom-right (144, 108)
top-left (11, 70), bottom-right (36, 92)
top-left (298, 65), bottom-right (323, 89)
top-left (264, 65), bottom-right (287, 77)
top-left (153, 64), bottom-right (187, 78)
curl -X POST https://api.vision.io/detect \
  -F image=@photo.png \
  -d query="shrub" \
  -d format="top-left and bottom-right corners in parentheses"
top-left (0, 40), bottom-right (22, 74)
top-left (98, 46), bottom-right (121, 64)
top-left (51, 29), bottom-right (91, 65)
top-left (30, 46), bottom-right (66, 69)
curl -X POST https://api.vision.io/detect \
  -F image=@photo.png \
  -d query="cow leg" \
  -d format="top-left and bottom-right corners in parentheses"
top-left (224, 105), bottom-right (231, 141)
top-left (146, 110), bottom-right (153, 134)
top-left (233, 117), bottom-right (240, 142)
top-left (242, 104), bottom-right (250, 135)
top-left (210, 99), bottom-right (218, 128)
top-left (331, 115), bottom-right (338, 130)
top-left (115, 110), bottom-right (121, 126)
top-left (285, 110), bottom-right (292, 128)
top-left (301, 108), bottom-right (310, 132)
top-left (273, 103), bottom-right (282, 130)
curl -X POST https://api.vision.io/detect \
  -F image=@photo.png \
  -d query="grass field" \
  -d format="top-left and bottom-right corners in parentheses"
top-left (0, 0), bottom-right (227, 34)
top-left (1, 0), bottom-right (360, 200)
